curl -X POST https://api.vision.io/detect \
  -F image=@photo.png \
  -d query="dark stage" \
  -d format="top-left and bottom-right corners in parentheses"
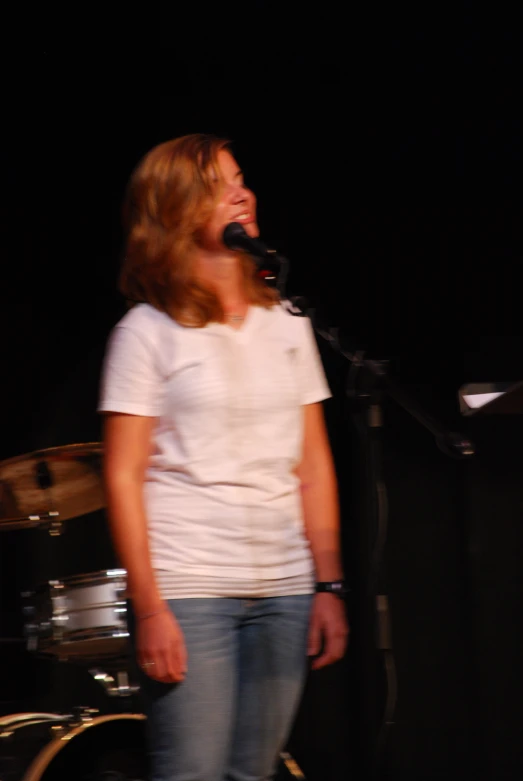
top-left (1, 9), bottom-right (523, 780)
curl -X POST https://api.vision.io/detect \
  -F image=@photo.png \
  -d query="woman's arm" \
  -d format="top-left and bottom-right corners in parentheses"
top-left (103, 412), bottom-right (186, 682)
top-left (295, 402), bottom-right (349, 669)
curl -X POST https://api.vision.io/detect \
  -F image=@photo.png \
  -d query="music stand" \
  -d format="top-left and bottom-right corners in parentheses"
top-left (459, 381), bottom-right (523, 415)
top-left (457, 378), bottom-right (523, 777)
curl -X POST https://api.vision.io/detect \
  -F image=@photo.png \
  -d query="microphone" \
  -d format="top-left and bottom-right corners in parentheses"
top-left (222, 222), bottom-right (282, 270)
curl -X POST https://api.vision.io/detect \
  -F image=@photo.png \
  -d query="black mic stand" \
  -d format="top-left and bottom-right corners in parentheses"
top-left (304, 316), bottom-right (474, 780)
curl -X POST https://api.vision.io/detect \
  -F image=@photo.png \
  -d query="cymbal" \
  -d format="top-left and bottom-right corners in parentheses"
top-left (0, 443), bottom-right (104, 530)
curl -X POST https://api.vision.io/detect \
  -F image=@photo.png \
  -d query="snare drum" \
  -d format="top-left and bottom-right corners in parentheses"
top-left (0, 711), bottom-right (147, 780)
top-left (24, 569), bottom-right (129, 661)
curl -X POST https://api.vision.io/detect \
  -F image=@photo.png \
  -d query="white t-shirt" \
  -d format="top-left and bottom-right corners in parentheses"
top-left (98, 302), bottom-right (331, 598)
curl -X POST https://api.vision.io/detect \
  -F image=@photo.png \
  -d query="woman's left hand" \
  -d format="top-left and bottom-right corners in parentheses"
top-left (307, 592), bottom-right (349, 670)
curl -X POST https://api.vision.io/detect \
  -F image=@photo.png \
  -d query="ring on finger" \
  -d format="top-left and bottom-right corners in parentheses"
top-left (142, 661), bottom-right (155, 669)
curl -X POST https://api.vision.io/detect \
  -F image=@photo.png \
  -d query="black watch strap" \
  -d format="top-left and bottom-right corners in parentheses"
top-left (315, 580), bottom-right (348, 597)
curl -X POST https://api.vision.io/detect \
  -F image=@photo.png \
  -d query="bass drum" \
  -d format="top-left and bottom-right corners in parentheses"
top-left (0, 712), bottom-right (147, 780)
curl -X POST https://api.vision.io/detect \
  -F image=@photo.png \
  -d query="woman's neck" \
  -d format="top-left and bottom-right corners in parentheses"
top-left (196, 253), bottom-right (248, 313)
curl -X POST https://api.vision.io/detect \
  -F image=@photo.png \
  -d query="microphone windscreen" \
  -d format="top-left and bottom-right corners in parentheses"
top-left (222, 222), bottom-right (249, 250)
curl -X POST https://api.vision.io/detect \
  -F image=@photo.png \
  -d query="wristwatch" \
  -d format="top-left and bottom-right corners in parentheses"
top-left (315, 580), bottom-right (349, 598)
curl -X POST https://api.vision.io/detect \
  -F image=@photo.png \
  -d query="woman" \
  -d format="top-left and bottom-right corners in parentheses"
top-left (99, 133), bottom-right (348, 781)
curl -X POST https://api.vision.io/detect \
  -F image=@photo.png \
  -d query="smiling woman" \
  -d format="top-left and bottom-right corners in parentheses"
top-left (98, 133), bottom-right (348, 781)
top-left (119, 134), bottom-right (277, 327)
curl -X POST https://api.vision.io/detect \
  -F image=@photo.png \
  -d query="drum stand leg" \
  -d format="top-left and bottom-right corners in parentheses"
top-left (89, 668), bottom-right (140, 697)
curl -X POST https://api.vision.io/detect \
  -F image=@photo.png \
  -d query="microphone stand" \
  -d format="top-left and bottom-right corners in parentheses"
top-left (312, 318), bottom-right (473, 773)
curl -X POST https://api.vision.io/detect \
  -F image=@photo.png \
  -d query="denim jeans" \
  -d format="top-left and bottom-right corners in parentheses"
top-left (134, 595), bottom-right (312, 781)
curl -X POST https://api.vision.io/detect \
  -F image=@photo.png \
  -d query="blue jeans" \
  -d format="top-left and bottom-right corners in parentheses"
top-left (134, 595), bottom-right (312, 781)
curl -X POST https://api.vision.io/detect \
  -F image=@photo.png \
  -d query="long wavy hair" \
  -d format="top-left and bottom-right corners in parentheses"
top-left (119, 133), bottom-right (278, 326)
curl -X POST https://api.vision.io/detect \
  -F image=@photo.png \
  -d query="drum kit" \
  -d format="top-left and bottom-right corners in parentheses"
top-left (0, 443), bottom-right (147, 780)
top-left (0, 443), bottom-right (306, 781)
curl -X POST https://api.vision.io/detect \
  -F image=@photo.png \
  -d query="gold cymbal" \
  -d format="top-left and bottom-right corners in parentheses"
top-left (0, 443), bottom-right (104, 530)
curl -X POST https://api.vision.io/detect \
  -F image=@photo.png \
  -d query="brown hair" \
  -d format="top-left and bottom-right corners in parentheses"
top-left (119, 133), bottom-right (278, 326)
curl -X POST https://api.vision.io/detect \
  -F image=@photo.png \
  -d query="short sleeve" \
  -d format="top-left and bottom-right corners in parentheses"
top-left (98, 325), bottom-right (164, 416)
top-left (295, 316), bottom-right (332, 405)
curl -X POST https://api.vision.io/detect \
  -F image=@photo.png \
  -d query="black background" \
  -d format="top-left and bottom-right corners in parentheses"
top-left (1, 6), bottom-right (523, 780)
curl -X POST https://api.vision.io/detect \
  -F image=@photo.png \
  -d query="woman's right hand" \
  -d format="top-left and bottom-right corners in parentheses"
top-left (135, 606), bottom-right (187, 683)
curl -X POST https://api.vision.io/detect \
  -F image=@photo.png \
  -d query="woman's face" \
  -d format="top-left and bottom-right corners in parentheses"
top-left (198, 149), bottom-right (259, 252)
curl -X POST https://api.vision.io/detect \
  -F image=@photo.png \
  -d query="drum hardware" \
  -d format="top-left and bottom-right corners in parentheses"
top-left (0, 712), bottom-right (73, 741)
top-left (22, 591), bottom-right (55, 653)
top-left (47, 513), bottom-right (63, 537)
top-left (0, 707), bottom-right (100, 735)
top-left (89, 668), bottom-right (140, 697)
top-left (0, 510), bottom-right (61, 534)
top-left (68, 705), bottom-right (101, 727)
